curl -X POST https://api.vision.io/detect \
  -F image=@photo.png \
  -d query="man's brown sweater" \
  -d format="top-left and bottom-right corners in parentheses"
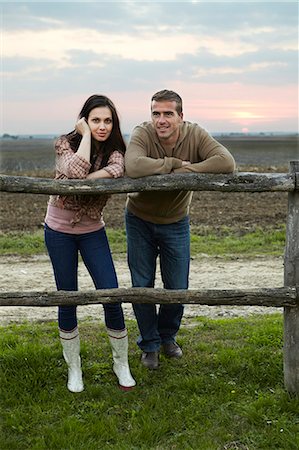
top-left (125, 121), bottom-right (236, 224)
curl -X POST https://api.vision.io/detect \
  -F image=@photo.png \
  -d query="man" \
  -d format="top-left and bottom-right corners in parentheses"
top-left (125, 90), bottom-right (235, 370)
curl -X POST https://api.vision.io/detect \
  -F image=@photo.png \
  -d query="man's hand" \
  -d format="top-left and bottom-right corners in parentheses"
top-left (181, 160), bottom-right (191, 167)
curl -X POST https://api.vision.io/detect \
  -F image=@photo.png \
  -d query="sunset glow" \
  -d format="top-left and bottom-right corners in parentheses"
top-left (232, 112), bottom-right (265, 119)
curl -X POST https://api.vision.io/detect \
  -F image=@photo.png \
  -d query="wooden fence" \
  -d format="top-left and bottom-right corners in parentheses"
top-left (1, 161), bottom-right (298, 394)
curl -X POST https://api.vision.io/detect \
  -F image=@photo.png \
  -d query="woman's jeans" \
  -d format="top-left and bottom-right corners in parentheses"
top-left (44, 224), bottom-right (125, 331)
top-left (125, 210), bottom-right (190, 352)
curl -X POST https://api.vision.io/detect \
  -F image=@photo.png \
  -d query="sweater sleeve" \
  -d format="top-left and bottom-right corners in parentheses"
top-left (102, 150), bottom-right (125, 178)
top-left (173, 127), bottom-right (236, 174)
top-left (125, 126), bottom-right (183, 178)
top-left (55, 136), bottom-right (91, 179)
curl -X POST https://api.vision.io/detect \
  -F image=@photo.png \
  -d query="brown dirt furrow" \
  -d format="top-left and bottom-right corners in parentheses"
top-left (0, 190), bottom-right (288, 233)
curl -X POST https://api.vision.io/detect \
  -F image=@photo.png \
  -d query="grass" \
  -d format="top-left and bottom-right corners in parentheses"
top-left (0, 315), bottom-right (298, 449)
top-left (0, 225), bottom-right (286, 258)
top-left (190, 226), bottom-right (285, 258)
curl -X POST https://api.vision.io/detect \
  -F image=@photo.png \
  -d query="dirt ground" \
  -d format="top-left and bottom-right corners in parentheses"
top-left (0, 190), bottom-right (288, 233)
top-left (0, 254), bottom-right (284, 325)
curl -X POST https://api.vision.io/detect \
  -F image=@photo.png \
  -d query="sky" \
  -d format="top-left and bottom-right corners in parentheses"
top-left (1, 1), bottom-right (298, 135)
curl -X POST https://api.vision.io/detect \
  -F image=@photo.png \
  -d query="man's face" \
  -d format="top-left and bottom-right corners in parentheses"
top-left (151, 100), bottom-right (183, 142)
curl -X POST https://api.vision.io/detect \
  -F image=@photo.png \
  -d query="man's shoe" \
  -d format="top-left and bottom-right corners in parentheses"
top-left (162, 342), bottom-right (183, 358)
top-left (141, 351), bottom-right (159, 370)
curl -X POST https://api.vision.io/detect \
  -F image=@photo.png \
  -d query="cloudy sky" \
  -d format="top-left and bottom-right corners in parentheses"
top-left (1, 1), bottom-right (298, 135)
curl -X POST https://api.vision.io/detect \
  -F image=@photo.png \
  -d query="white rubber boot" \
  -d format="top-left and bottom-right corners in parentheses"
top-left (107, 328), bottom-right (136, 391)
top-left (60, 328), bottom-right (84, 393)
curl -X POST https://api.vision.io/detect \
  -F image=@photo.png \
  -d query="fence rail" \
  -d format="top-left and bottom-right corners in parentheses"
top-left (0, 171), bottom-right (296, 194)
top-left (1, 161), bottom-right (299, 394)
top-left (0, 287), bottom-right (298, 307)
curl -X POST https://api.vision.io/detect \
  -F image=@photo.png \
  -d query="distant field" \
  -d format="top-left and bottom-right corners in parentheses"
top-left (218, 136), bottom-right (298, 168)
top-left (0, 136), bottom-right (298, 172)
top-left (0, 139), bottom-right (56, 173)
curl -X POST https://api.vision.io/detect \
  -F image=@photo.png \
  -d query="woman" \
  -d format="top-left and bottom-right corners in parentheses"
top-left (44, 95), bottom-right (135, 392)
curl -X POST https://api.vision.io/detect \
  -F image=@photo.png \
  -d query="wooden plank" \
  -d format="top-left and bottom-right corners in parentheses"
top-left (283, 160), bottom-right (299, 394)
top-left (0, 287), bottom-right (297, 307)
top-left (0, 172), bottom-right (295, 194)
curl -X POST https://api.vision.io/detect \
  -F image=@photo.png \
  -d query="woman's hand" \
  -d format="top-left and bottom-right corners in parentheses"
top-left (75, 117), bottom-right (91, 136)
top-left (75, 118), bottom-right (92, 162)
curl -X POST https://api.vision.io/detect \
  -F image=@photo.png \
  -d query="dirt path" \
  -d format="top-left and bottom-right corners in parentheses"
top-left (0, 255), bottom-right (284, 326)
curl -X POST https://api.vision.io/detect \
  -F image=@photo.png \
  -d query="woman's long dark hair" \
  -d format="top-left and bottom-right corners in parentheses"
top-left (66, 95), bottom-right (126, 170)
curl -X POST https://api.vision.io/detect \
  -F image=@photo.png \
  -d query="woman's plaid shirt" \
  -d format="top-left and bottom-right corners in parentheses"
top-left (48, 136), bottom-right (125, 226)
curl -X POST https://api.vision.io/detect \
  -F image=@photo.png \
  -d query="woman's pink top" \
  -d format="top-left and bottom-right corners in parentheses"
top-left (45, 204), bottom-right (104, 234)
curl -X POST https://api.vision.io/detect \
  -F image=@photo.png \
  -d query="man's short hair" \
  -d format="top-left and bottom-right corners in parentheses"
top-left (151, 90), bottom-right (183, 114)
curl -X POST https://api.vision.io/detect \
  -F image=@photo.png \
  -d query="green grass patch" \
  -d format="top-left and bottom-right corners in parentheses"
top-left (0, 230), bottom-right (46, 255)
top-left (0, 315), bottom-right (298, 449)
top-left (191, 225), bottom-right (285, 258)
top-left (0, 225), bottom-right (285, 258)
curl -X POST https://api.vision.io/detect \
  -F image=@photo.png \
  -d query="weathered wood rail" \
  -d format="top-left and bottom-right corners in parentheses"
top-left (0, 286), bottom-right (298, 307)
top-left (1, 161), bottom-right (299, 394)
top-left (0, 171), bottom-right (296, 194)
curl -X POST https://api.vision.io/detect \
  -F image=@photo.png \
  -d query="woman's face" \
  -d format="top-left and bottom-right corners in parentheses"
top-left (87, 106), bottom-right (113, 142)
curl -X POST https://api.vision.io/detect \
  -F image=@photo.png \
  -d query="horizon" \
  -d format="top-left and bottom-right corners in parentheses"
top-left (1, 131), bottom-right (299, 139)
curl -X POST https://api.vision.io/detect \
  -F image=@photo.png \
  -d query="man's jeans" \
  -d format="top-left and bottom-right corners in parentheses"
top-left (125, 210), bottom-right (190, 352)
top-left (44, 224), bottom-right (125, 331)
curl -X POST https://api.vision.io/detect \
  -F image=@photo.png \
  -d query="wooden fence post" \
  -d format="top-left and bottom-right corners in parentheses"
top-left (284, 160), bottom-right (299, 394)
